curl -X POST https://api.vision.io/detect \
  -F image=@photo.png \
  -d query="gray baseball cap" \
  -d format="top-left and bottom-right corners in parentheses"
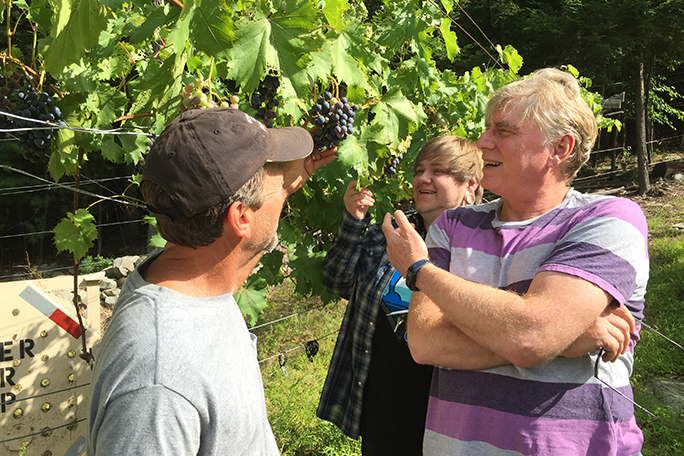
top-left (143, 108), bottom-right (313, 220)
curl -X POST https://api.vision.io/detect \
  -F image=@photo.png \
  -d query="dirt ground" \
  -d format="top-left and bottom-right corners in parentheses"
top-left (625, 177), bottom-right (684, 223)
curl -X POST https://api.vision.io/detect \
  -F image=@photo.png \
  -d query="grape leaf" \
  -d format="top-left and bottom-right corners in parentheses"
top-left (189, 1), bottom-right (235, 60)
top-left (268, 1), bottom-right (320, 99)
top-left (84, 85), bottom-right (128, 126)
top-left (133, 53), bottom-right (184, 120)
top-left (389, 56), bottom-right (440, 99)
top-left (287, 245), bottom-right (336, 303)
top-left (319, 32), bottom-right (370, 91)
top-left (259, 249), bottom-right (286, 286)
top-left (439, 0), bottom-right (453, 13)
top-left (42, 0), bottom-right (113, 75)
top-left (343, 24), bottom-right (386, 75)
top-left (142, 216), bottom-right (166, 248)
top-left (128, 4), bottom-right (175, 45)
top-left (371, 87), bottom-right (423, 145)
top-left (53, 209), bottom-right (98, 261)
top-left (47, 146), bottom-right (80, 182)
top-left (226, 18), bottom-right (277, 94)
top-left (440, 17), bottom-right (459, 62)
top-left (322, 0), bottom-right (349, 31)
top-left (235, 274), bottom-right (270, 326)
top-left (499, 44), bottom-right (523, 74)
top-left (100, 132), bottom-right (148, 164)
top-left (61, 62), bottom-right (99, 93)
top-left (15, 0), bottom-right (52, 32)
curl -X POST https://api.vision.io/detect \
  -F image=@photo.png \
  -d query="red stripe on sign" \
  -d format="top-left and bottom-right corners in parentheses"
top-left (50, 309), bottom-right (82, 339)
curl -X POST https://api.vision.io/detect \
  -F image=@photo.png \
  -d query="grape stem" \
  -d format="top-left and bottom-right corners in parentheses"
top-left (154, 30), bottom-right (167, 48)
top-left (111, 113), bottom-right (155, 125)
top-left (206, 57), bottom-right (214, 101)
top-left (11, 8), bottom-right (28, 39)
top-left (327, 75), bottom-right (339, 100)
top-left (118, 41), bottom-right (136, 63)
top-left (1, 54), bottom-right (65, 98)
top-left (6, 0), bottom-right (12, 59)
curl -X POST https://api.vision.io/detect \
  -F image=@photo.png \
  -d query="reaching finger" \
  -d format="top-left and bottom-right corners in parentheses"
top-left (381, 212), bottom-right (395, 236)
top-left (392, 210), bottom-right (411, 230)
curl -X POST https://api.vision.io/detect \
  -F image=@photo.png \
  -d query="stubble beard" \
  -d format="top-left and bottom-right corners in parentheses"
top-left (244, 230), bottom-right (280, 262)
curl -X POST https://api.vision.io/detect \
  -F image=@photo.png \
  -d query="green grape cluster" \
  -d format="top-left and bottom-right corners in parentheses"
top-left (249, 74), bottom-right (280, 128)
top-left (180, 77), bottom-right (239, 112)
top-left (0, 63), bottom-right (65, 163)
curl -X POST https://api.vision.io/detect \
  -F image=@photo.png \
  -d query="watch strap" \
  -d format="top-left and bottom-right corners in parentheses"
top-left (406, 259), bottom-right (431, 292)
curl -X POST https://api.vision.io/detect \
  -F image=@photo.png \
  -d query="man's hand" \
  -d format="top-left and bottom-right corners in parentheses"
top-left (561, 304), bottom-right (636, 362)
top-left (343, 181), bottom-right (374, 220)
top-left (382, 210), bottom-right (429, 276)
top-left (282, 147), bottom-right (337, 195)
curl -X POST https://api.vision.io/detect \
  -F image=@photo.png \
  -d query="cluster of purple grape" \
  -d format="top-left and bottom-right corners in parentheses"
top-left (385, 154), bottom-right (403, 177)
top-left (146, 133), bottom-right (156, 153)
top-left (180, 77), bottom-right (238, 112)
top-left (309, 92), bottom-right (359, 150)
top-left (250, 74), bottom-right (280, 128)
top-left (0, 64), bottom-right (64, 163)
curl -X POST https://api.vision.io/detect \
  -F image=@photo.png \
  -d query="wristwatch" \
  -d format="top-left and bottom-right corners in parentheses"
top-left (406, 259), bottom-right (431, 292)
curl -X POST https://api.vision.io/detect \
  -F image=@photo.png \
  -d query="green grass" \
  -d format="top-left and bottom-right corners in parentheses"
top-left (258, 194), bottom-right (684, 455)
top-left (632, 200), bottom-right (684, 453)
top-left (255, 281), bottom-right (361, 456)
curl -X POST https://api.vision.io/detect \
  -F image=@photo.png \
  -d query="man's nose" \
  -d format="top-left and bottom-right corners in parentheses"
top-left (476, 128), bottom-right (493, 150)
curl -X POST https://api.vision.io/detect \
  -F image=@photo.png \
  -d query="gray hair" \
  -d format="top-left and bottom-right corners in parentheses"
top-left (485, 68), bottom-right (598, 182)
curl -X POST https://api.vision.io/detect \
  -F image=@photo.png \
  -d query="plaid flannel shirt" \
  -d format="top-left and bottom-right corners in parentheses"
top-left (316, 209), bottom-right (424, 439)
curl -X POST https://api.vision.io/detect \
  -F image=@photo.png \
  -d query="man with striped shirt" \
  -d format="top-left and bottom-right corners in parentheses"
top-left (383, 68), bottom-right (648, 455)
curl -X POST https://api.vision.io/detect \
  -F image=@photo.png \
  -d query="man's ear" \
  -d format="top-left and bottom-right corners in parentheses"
top-left (226, 201), bottom-right (252, 239)
top-left (548, 133), bottom-right (574, 167)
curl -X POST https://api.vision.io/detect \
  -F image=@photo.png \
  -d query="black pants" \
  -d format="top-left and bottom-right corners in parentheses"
top-left (359, 311), bottom-right (433, 456)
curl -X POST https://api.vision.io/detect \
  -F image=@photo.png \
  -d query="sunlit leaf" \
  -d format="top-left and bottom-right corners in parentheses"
top-left (42, 0), bottom-right (113, 75)
top-left (53, 209), bottom-right (98, 261)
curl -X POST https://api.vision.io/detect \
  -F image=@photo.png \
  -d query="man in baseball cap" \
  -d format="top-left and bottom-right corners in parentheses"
top-left (87, 108), bottom-right (336, 455)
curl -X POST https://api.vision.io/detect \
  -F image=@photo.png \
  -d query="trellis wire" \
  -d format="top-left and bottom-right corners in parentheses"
top-left (0, 176), bottom-right (132, 196)
top-left (0, 165), bottom-right (146, 209)
top-left (0, 219), bottom-right (144, 240)
top-left (249, 302), bottom-right (329, 331)
top-left (0, 110), bottom-right (159, 136)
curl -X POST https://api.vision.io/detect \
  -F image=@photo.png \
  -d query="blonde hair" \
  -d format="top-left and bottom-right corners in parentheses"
top-left (414, 135), bottom-right (484, 203)
top-left (485, 68), bottom-right (598, 182)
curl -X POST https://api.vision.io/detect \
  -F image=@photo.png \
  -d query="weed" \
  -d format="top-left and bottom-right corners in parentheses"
top-left (79, 255), bottom-right (114, 274)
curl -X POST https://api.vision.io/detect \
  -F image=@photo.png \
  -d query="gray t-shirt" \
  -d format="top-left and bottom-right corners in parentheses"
top-left (87, 251), bottom-right (279, 455)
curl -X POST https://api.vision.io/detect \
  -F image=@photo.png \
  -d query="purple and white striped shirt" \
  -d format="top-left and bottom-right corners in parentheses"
top-left (424, 189), bottom-right (648, 456)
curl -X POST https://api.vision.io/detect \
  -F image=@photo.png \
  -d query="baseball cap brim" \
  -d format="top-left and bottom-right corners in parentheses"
top-left (267, 126), bottom-right (314, 162)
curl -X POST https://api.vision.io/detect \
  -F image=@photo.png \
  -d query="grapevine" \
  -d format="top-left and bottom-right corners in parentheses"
top-left (308, 91), bottom-right (359, 151)
top-left (0, 62), bottom-right (65, 163)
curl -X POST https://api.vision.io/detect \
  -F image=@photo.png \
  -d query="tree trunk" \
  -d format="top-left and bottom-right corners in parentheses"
top-left (635, 53), bottom-right (651, 195)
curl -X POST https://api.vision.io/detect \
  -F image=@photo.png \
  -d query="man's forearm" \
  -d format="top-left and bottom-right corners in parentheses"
top-left (412, 265), bottom-right (612, 368)
top-left (407, 291), bottom-right (509, 370)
